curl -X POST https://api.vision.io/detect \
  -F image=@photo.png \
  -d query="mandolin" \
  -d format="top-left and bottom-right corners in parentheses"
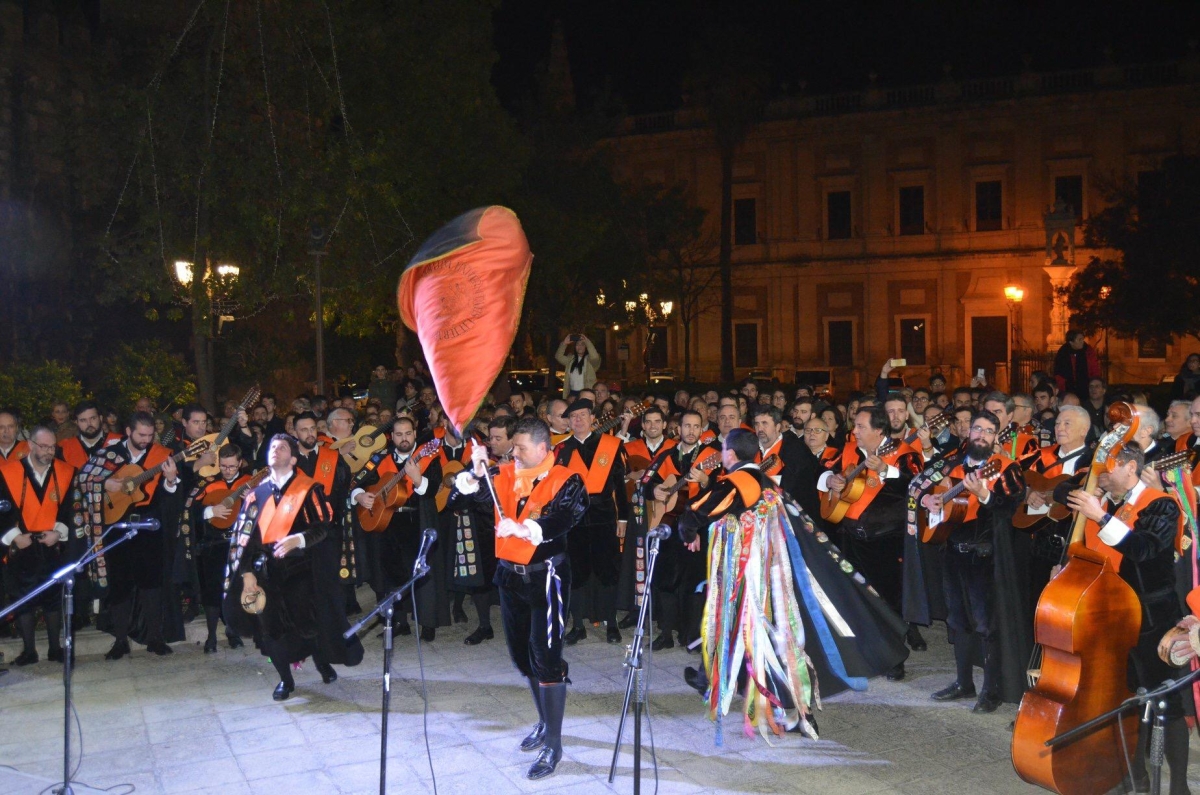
top-left (195, 386), bottom-right (262, 478)
top-left (819, 438), bottom-right (899, 523)
top-left (917, 459), bottom-right (1003, 544)
top-left (356, 439), bottom-right (441, 532)
top-left (103, 439), bottom-right (211, 524)
top-left (203, 469), bottom-right (269, 530)
top-left (1012, 402), bottom-right (1144, 795)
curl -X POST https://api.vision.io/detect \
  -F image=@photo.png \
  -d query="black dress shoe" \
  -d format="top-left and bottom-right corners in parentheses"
top-left (227, 635), bottom-right (244, 649)
top-left (606, 625), bottom-right (622, 644)
top-left (148, 641), bottom-right (173, 656)
top-left (13, 650), bottom-right (38, 666)
top-left (104, 639), bottom-right (130, 661)
top-left (906, 626), bottom-right (928, 651)
top-left (526, 745), bottom-right (562, 780)
top-left (317, 663), bottom-right (337, 684)
top-left (931, 682), bottom-right (978, 701)
top-left (520, 721), bottom-right (547, 752)
top-left (617, 614), bottom-right (637, 629)
top-left (886, 663), bottom-right (905, 681)
top-left (47, 648), bottom-right (64, 663)
top-left (452, 606), bottom-right (469, 624)
top-left (203, 637), bottom-right (218, 654)
top-left (684, 666), bottom-right (709, 695)
top-left (273, 681), bottom-right (294, 701)
top-left (464, 627), bottom-right (494, 645)
top-left (420, 627), bottom-right (436, 642)
top-left (651, 633), bottom-right (674, 651)
top-left (972, 692), bottom-right (1002, 713)
top-left (564, 626), bottom-right (586, 646)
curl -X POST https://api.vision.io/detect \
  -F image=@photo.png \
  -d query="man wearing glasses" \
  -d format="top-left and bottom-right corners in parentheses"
top-left (919, 410), bottom-right (1026, 713)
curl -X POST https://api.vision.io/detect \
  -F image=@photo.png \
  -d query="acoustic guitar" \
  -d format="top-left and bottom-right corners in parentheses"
top-left (644, 452), bottom-right (732, 530)
top-left (356, 439), bottom-right (441, 532)
top-left (819, 439), bottom-right (899, 523)
top-left (1012, 469), bottom-right (1076, 530)
top-left (594, 398), bottom-right (654, 436)
top-left (103, 439), bottom-right (210, 523)
top-left (195, 386), bottom-right (261, 478)
top-left (332, 418), bottom-right (398, 474)
top-left (202, 469), bottom-right (269, 530)
top-left (917, 459), bottom-right (1003, 544)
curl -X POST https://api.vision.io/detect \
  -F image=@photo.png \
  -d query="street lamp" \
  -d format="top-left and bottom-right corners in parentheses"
top-left (174, 260), bottom-right (194, 286)
top-left (1004, 285), bottom-right (1024, 303)
top-left (1004, 283), bottom-right (1025, 392)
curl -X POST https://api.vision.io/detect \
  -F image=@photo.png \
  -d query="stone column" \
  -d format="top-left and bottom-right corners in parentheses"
top-left (1042, 263), bottom-right (1076, 349)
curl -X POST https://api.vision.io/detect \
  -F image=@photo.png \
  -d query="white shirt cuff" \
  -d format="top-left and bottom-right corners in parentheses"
top-left (455, 470), bottom-right (480, 494)
top-left (1098, 515), bottom-right (1131, 547)
top-left (54, 522), bottom-right (68, 542)
top-left (1, 528), bottom-right (19, 546)
top-left (525, 519), bottom-right (543, 546)
top-left (413, 477), bottom-right (428, 496)
top-left (203, 506), bottom-right (215, 520)
top-left (817, 471), bottom-right (833, 492)
top-left (349, 487), bottom-right (365, 503)
top-left (296, 534), bottom-right (307, 549)
top-left (883, 465), bottom-right (899, 480)
top-left (978, 490), bottom-right (991, 506)
top-left (163, 479), bottom-right (178, 493)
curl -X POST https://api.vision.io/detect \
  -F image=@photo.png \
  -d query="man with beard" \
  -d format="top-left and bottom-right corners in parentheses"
top-left (1, 425), bottom-right (75, 664)
top-left (225, 434), bottom-right (363, 700)
top-left (980, 392), bottom-right (1038, 462)
top-left (451, 416), bottom-right (511, 644)
top-left (818, 406), bottom-right (924, 673)
top-left (450, 417), bottom-right (587, 779)
top-left (294, 411), bottom-right (358, 612)
top-left (616, 407), bottom-right (676, 629)
top-left (751, 405), bottom-right (806, 497)
top-left (187, 444), bottom-right (248, 652)
top-left (0, 409), bottom-right (28, 463)
top-left (919, 410), bottom-right (1026, 712)
top-left (74, 411), bottom-right (184, 659)
top-left (352, 416), bottom-right (445, 640)
top-left (556, 398), bottom-right (628, 644)
top-left (883, 393), bottom-right (912, 444)
top-left (642, 409), bottom-right (720, 649)
top-left (789, 399), bottom-right (816, 440)
top-left (57, 401), bottom-right (121, 469)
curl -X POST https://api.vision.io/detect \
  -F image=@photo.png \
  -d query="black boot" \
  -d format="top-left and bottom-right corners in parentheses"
top-left (527, 682), bottom-right (566, 779)
top-left (1165, 718), bottom-right (1192, 795)
top-left (520, 677), bottom-right (547, 752)
top-left (16, 613), bottom-right (36, 661)
top-left (272, 658), bottom-right (296, 701)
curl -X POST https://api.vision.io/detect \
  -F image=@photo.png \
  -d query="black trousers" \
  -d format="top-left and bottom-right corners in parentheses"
top-left (944, 544), bottom-right (1000, 693)
top-left (838, 529), bottom-right (905, 615)
top-left (496, 558), bottom-right (571, 684)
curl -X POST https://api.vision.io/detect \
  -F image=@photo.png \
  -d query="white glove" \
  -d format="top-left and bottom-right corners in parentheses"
top-left (471, 443), bottom-right (490, 476)
top-left (497, 518), bottom-right (522, 538)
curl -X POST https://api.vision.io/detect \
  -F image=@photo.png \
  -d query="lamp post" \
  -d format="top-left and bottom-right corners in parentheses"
top-left (309, 224), bottom-right (329, 396)
top-left (1005, 284), bottom-right (1024, 392)
top-left (175, 259), bottom-right (240, 408)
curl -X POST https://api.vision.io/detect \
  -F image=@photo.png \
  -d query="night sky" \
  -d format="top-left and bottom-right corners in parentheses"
top-left (493, 0), bottom-right (1200, 114)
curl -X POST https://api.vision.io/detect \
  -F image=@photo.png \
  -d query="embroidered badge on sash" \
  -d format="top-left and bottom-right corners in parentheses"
top-left (598, 455), bottom-right (609, 467)
top-left (339, 567), bottom-right (350, 579)
top-left (1116, 504), bottom-right (1136, 524)
top-left (866, 476), bottom-right (879, 488)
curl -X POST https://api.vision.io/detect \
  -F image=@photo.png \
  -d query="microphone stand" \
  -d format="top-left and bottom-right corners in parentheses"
top-left (0, 522), bottom-right (145, 795)
top-left (1046, 664), bottom-right (1200, 795)
top-left (607, 528), bottom-right (665, 793)
top-left (344, 545), bottom-right (433, 795)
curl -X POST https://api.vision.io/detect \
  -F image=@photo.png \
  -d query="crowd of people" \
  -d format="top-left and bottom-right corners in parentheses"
top-left (3, 331), bottom-right (1200, 787)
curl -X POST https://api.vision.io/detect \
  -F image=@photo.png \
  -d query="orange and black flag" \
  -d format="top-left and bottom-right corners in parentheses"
top-left (397, 206), bottom-right (532, 434)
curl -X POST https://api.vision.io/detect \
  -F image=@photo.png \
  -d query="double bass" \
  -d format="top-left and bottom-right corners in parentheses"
top-left (1012, 402), bottom-right (1144, 795)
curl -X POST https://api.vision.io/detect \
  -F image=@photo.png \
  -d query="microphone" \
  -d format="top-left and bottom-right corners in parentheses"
top-left (0, 499), bottom-right (11, 512)
top-left (109, 518), bottom-right (162, 532)
top-left (413, 528), bottom-right (437, 573)
top-left (646, 524), bottom-right (672, 541)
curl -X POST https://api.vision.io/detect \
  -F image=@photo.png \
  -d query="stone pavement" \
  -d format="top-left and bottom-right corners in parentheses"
top-left (1, 599), bottom-right (1198, 795)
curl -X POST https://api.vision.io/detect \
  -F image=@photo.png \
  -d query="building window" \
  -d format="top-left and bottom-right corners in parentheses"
top-left (1137, 334), bottom-right (1167, 360)
top-left (826, 191), bottom-right (852, 239)
top-left (975, 180), bottom-right (1002, 231)
top-left (898, 186), bottom-right (925, 236)
top-left (735, 323), bottom-right (759, 367)
top-left (647, 326), bottom-right (668, 368)
top-left (827, 320), bottom-right (854, 367)
top-left (1054, 175), bottom-right (1083, 222)
top-left (898, 317), bottom-right (928, 365)
top-left (734, 198), bottom-right (757, 246)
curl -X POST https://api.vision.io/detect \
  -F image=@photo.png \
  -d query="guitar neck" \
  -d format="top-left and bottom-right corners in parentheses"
top-left (363, 419), bottom-right (397, 444)
top-left (132, 449), bottom-right (187, 486)
top-left (212, 414), bottom-right (239, 447)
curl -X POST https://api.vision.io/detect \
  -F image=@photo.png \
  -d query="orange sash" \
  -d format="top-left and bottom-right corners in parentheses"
top-left (1084, 485), bottom-right (1182, 570)
top-left (256, 474), bottom-right (315, 545)
top-left (839, 442), bottom-right (913, 521)
top-left (756, 436), bottom-right (784, 477)
top-left (135, 444), bottom-right (172, 505)
top-left (57, 434), bottom-right (120, 469)
top-left (566, 433), bottom-right (622, 495)
top-left (0, 440), bottom-right (29, 462)
top-left (491, 463), bottom-right (576, 564)
top-left (309, 447), bottom-right (340, 493)
top-left (0, 459), bottom-right (75, 532)
top-left (945, 454), bottom-right (1018, 524)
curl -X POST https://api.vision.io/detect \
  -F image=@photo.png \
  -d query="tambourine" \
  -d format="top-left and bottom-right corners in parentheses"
top-left (241, 588), bottom-right (266, 615)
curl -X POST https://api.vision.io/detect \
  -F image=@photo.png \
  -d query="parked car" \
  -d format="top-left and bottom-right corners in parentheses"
top-left (508, 369), bottom-right (563, 393)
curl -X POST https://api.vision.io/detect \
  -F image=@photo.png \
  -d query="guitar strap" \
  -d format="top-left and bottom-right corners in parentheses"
top-left (905, 456), bottom-right (954, 538)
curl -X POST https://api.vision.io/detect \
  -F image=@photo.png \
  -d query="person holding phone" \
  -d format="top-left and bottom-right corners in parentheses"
top-left (555, 333), bottom-right (601, 398)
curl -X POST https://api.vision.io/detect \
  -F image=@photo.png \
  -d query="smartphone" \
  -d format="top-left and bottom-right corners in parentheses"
top-left (889, 358), bottom-right (907, 368)
top-left (570, 334), bottom-right (582, 342)
top-left (976, 368), bottom-right (986, 379)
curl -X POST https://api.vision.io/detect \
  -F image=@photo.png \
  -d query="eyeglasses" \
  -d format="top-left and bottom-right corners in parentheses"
top-left (803, 428), bottom-right (829, 435)
top-left (1013, 403), bottom-right (1032, 410)
top-left (969, 425), bottom-right (998, 437)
